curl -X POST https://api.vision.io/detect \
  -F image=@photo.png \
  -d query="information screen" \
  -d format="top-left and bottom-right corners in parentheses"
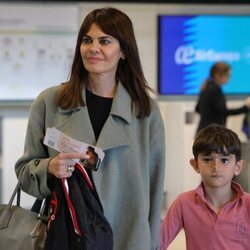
top-left (158, 15), bottom-right (250, 95)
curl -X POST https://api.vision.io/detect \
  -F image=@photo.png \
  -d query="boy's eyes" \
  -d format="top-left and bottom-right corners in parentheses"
top-left (201, 156), bottom-right (231, 165)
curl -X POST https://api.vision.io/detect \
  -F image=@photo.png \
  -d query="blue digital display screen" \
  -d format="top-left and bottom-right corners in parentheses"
top-left (158, 15), bottom-right (250, 95)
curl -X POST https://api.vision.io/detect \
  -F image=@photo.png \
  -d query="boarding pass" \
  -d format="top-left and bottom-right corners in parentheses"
top-left (43, 127), bottom-right (105, 168)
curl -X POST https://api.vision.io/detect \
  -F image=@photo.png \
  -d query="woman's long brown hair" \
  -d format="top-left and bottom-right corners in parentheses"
top-left (56, 7), bottom-right (154, 118)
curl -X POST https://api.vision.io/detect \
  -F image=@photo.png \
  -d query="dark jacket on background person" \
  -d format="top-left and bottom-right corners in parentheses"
top-left (196, 80), bottom-right (248, 132)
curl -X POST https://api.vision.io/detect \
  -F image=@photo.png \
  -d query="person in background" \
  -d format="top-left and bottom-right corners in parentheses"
top-left (14, 7), bottom-right (166, 250)
top-left (242, 111), bottom-right (250, 140)
top-left (195, 61), bottom-right (250, 133)
top-left (160, 123), bottom-right (250, 250)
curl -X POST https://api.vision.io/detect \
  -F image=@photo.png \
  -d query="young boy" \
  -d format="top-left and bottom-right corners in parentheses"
top-left (160, 123), bottom-right (250, 249)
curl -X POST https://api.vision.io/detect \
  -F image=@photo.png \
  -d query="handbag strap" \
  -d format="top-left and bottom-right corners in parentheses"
top-left (7, 180), bottom-right (48, 217)
top-left (38, 199), bottom-right (49, 222)
top-left (7, 180), bottom-right (21, 209)
top-left (0, 180), bottom-right (48, 229)
top-left (0, 180), bottom-right (23, 229)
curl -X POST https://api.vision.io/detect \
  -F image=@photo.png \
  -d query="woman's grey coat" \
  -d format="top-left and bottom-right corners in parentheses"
top-left (15, 82), bottom-right (166, 250)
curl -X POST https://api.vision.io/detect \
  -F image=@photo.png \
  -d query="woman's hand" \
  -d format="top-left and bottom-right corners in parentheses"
top-left (48, 152), bottom-right (89, 178)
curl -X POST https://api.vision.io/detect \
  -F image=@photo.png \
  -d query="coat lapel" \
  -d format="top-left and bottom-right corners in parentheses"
top-left (54, 107), bottom-right (96, 146)
top-left (96, 83), bottom-right (132, 151)
top-left (96, 116), bottom-right (129, 151)
top-left (52, 83), bottom-right (132, 151)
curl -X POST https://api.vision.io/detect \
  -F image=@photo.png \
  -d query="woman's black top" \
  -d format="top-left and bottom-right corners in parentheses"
top-left (86, 88), bottom-right (113, 140)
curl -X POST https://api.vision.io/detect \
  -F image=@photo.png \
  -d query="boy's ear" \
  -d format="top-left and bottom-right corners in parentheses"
top-left (234, 160), bottom-right (246, 176)
top-left (190, 158), bottom-right (200, 173)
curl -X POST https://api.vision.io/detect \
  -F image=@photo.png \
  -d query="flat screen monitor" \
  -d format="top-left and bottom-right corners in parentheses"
top-left (158, 14), bottom-right (250, 96)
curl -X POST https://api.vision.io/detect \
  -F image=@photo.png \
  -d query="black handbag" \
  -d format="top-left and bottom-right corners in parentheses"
top-left (0, 180), bottom-right (47, 250)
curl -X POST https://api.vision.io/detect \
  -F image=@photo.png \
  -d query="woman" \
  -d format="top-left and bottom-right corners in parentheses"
top-left (15, 7), bottom-right (165, 250)
top-left (195, 61), bottom-right (250, 133)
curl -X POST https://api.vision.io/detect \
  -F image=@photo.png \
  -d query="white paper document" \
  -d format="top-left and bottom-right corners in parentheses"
top-left (43, 127), bottom-right (105, 170)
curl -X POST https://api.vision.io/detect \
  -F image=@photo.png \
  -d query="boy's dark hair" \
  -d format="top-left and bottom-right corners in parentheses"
top-left (192, 123), bottom-right (241, 161)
